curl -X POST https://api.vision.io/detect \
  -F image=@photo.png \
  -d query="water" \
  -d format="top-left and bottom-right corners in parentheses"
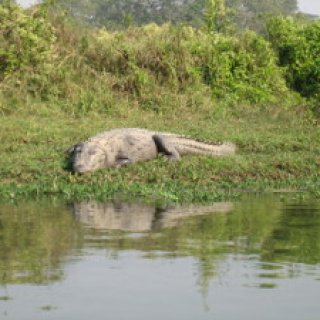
top-left (0, 195), bottom-right (319, 320)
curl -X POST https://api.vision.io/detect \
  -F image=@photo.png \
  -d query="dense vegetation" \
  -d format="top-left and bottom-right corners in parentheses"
top-left (0, 0), bottom-right (319, 201)
top-left (1, 0), bottom-right (317, 115)
top-left (268, 16), bottom-right (320, 106)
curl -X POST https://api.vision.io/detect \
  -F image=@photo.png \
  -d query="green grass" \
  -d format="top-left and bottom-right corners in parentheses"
top-left (0, 106), bottom-right (319, 202)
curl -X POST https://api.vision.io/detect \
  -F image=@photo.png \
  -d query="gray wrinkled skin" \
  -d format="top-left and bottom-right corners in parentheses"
top-left (67, 128), bottom-right (236, 173)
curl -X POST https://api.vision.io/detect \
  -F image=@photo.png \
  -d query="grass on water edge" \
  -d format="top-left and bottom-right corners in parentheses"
top-left (0, 104), bottom-right (319, 203)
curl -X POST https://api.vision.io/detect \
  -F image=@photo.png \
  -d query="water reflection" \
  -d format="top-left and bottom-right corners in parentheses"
top-left (261, 202), bottom-right (320, 265)
top-left (68, 196), bottom-right (320, 293)
top-left (0, 196), bottom-right (319, 290)
top-left (73, 201), bottom-right (233, 232)
top-left (0, 201), bottom-right (79, 285)
top-left (1, 196), bottom-right (320, 319)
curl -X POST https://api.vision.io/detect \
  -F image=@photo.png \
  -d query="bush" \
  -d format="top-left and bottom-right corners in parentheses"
top-left (267, 16), bottom-right (320, 99)
top-left (86, 24), bottom-right (289, 105)
top-left (0, 1), bottom-right (56, 78)
top-left (192, 30), bottom-right (289, 104)
top-left (0, 2), bottom-right (303, 115)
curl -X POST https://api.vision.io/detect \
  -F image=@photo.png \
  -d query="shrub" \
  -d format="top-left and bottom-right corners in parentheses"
top-left (0, 1), bottom-right (56, 78)
top-left (192, 30), bottom-right (289, 104)
top-left (267, 16), bottom-right (320, 99)
top-left (86, 24), bottom-right (289, 105)
top-left (0, 2), bottom-right (301, 115)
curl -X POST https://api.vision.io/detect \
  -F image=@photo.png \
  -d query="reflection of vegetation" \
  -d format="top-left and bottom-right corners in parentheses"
top-left (40, 304), bottom-right (58, 311)
top-left (79, 196), bottom-right (320, 292)
top-left (0, 200), bottom-right (79, 284)
top-left (0, 196), bottom-right (319, 291)
top-left (261, 201), bottom-right (320, 265)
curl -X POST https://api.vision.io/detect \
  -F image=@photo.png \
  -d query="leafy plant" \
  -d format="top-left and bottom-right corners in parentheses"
top-left (205, 0), bottom-right (233, 33)
top-left (267, 16), bottom-right (320, 100)
top-left (0, 1), bottom-right (56, 77)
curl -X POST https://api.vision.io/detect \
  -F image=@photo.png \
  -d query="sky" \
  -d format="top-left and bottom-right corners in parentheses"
top-left (15, 0), bottom-right (320, 16)
top-left (297, 0), bottom-right (320, 15)
top-left (17, 0), bottom-right (38, 7)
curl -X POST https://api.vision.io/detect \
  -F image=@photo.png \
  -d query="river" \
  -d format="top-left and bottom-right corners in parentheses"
top-left (0, 194), bottom-right (319, 319)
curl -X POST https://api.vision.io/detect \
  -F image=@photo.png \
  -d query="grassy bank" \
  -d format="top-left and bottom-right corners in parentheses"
top-left (0, 106), bottom-right (319, 202)
top-left (0, 2), bottom-right (319, 202)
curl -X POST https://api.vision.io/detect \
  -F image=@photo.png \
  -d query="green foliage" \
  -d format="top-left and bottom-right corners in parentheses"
top-left (86, 25), bottom-right (200, 93)
top-left (0, 1), bottom-right (56, 77)
top-left (205, 0), bottom-right (233, 33)
top-left (0, 1), bottom-right (313, 116)
top-left (84, 24), bottom-right (289, 106)
top-left (194, 30), bottom-right (288, 103)
top-left (267, 17), bottom-right (320, 104)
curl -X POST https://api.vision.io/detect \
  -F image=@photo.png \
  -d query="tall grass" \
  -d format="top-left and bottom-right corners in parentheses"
top-left (0, 2), bottom-right (308, 117)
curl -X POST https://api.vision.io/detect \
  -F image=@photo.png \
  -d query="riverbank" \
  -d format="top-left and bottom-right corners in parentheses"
top-left (0, 3), bottom-right (319, 202)
top-left (1, 107), bottom-right (319, 202)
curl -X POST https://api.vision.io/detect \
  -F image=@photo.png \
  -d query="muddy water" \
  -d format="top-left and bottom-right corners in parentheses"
top-left (0, 195), bottom-right (319, 320)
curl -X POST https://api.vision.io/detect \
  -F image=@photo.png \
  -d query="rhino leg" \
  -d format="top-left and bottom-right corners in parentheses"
top-left (152, 135), bottom-right (181, 161)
